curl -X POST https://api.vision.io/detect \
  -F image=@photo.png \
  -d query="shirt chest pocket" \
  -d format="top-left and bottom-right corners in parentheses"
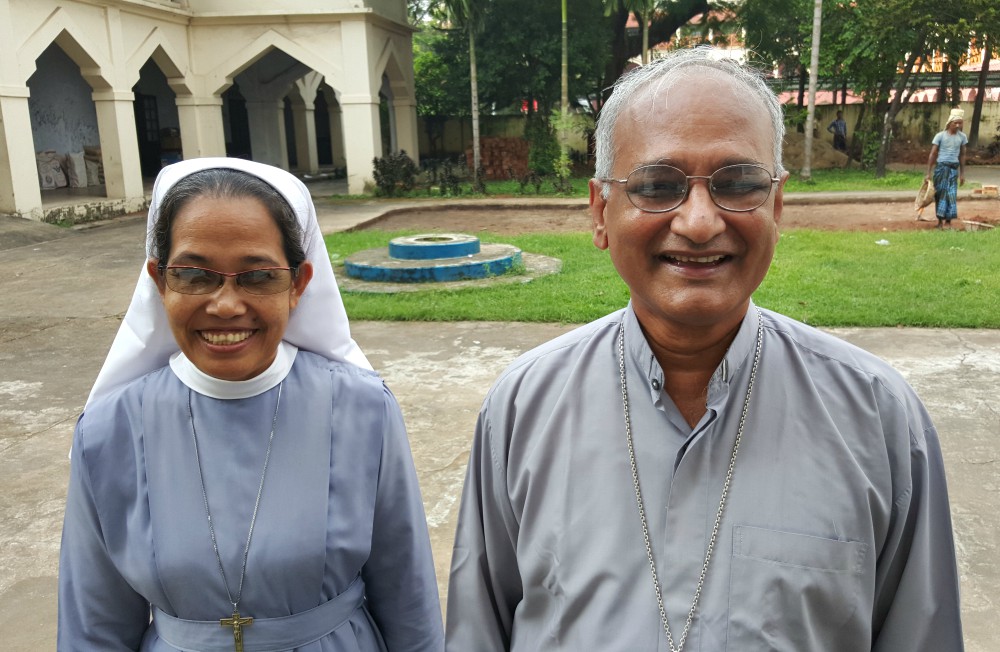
top-left (726, 525), bottom-right (869, 652)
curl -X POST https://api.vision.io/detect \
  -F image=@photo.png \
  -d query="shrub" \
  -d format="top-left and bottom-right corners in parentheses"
top-left (782, 101), bottom-right (808, 132)
top-left (525, 114), bottom-right (559, 176)
top-left (372, 150), bottom-right (418, 197)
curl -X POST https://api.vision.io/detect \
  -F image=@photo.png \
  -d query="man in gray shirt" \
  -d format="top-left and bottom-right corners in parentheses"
top-left (446, 47), bottom-right (963, 651)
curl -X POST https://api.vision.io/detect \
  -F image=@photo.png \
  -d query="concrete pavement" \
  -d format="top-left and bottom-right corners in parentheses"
top-left (0, 194), bottom-right (998, 650)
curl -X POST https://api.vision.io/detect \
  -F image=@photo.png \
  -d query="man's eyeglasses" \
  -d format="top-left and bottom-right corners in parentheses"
top-left (600, 163), bottom-right (781, 213)
top-left (159, 265), bottom-right (297, 295)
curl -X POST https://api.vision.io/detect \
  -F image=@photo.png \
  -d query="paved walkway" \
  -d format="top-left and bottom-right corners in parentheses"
top-left (0, 184), bottom-right (998, 650)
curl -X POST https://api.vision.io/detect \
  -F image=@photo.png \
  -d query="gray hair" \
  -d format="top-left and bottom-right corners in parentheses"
top-left (593, 46), bottom-right (785, 197)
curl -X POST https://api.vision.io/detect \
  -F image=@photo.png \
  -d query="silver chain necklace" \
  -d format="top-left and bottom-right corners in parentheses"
top-left (188, 382), bottom-right (282, 651)
top-left (617, 312), bottom-right (762, 652)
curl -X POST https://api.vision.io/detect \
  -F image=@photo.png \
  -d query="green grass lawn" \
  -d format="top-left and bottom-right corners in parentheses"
top-left (783, 168), bottom-right (925, 193)
top-left (327, 228), bottom-right (1000, 327)
top-left (759, 229), bottom-right (1000, 326)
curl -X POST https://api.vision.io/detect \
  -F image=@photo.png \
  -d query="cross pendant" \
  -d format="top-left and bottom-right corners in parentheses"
top-left (220, 609), bottom-right (253, 652)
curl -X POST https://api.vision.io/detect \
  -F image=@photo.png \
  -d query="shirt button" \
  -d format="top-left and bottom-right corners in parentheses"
top-left (651, 379), bottom-right (661, 391)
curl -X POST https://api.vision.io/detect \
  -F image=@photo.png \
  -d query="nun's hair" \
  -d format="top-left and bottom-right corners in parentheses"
top-left (148, 168), bottom-right (306, 268)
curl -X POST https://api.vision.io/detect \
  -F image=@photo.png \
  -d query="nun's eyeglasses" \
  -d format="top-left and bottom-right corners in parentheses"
top-left (159, 265), bottom-right (296, 295)
top-left (599, 163), bottom-right (780, 213)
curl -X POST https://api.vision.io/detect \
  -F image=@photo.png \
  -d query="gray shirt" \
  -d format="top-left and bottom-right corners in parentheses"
top-left (447, 303), bottom-right (963, 651)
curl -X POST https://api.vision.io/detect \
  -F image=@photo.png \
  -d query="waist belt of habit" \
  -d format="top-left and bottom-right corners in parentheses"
top-left (152, 576), bottom-right (365, 652)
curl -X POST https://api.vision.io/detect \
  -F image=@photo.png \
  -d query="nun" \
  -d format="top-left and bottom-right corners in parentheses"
top-left (58, 158), bottom-right (443, 651)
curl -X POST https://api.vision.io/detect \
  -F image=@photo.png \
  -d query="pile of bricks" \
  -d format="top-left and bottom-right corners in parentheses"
top-left (466, 137), bottom-right (530, 180)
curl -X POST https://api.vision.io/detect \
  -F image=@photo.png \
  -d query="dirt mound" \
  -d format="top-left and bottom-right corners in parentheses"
top-left (782, 130), bottom-right (851, 170)
top-left (881, 139), bottom-right (927, 165)
top-left (784, 132), bottom-right (1000, 167)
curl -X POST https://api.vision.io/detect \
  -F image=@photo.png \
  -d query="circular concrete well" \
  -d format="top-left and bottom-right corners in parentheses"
top-left (345, 233), bottom-right (523, 283)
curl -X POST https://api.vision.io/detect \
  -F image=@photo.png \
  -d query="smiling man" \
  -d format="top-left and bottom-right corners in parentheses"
top-left (445, 47), bottom-right (963, 652)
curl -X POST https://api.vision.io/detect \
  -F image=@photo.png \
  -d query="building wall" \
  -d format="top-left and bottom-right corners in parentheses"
top-left (2, 0), bottom-right (417, 219)
top-left (892, 101), bottom-right (1000, 144)
top-left (418, 113), bottom-right (595, 162)
top-left (810, 101), bottom-right (1000, 148)
top-left (188, 0), bottom-right (404, 22)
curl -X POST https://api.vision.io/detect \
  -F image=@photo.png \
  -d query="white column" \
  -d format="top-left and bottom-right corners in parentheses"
top-left (0, 87), bottom-right (43, 219)
top-left (392, 97), bottom-right (419, 162)
top-left (292, 73), bottom-right (323, 174)
top-left (244, 99), bottom-right (287, 169)
top-left (290, 97), bottom-right (318, 174)
top-left (91, 90), bottom-right (144, 201)
top-left (175, 96), bottom-right (226, 159)
top-left (276, 100), bottom-right (289, 170)
top-left (385, 95), bottom-right (398, 154)
top-left (340, 95), bottom-right (381, 195)
top-left (328, 99), bottom-right (346, 168)
top-left (338, 19), bottom-right (383, 193)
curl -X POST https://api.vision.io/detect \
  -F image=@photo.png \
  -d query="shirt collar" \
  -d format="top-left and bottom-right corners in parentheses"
top-left (169, 341), bottom-right (298, 399)
top-left (622, 300), bottom-right (761, 405)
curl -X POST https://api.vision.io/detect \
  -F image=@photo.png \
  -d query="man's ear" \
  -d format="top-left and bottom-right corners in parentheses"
top-left (589, 179), bottom-right (610, 250)
top-left (147, 260), bottom-right (166, 297)
top-left (772, 170), bottom-right (791, 227)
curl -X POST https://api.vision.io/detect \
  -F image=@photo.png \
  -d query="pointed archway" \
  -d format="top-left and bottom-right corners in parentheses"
top-left (375, 38), bottom-right (419, 162)
top-left (20, 25), bottom-right (143, 209)
top-left (131, 59), bottom-right (181, 178)
top-left (220, 48), bottom-right (309, 169)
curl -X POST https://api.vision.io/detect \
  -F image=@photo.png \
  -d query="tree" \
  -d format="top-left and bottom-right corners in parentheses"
top-left (408, 0), bottom-right (437, 25)
top-left (442, 0), bottom-right (485, 186)
top-left (413, 29), bottom-right (470, 157)
top-left (560, 0), bottom-right (570, 179)
top-left (969, 36), bottom-right (994, 147)
top-left (419, 0), bottom-right (704, 117)
top-left (801, 0), bottom-right (823, 181)
top-left (732, 0), bottom-right (974, 175)
top-left (838, 0), bottom-right (967, 176)
top-left (967, 1), bottom-right (1000, 147)
top-left (472, 0), bottom-right (612, 114)
top-left (415, 0), bottom-right (708, 174)
top-left (604, 0), bottom-right (659, 65)
top-left (600, 0), bottom-right (709, 104)
top-left (726, 0), bottom-right (810, 79)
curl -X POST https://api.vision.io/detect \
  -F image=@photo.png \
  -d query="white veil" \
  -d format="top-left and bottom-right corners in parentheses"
top-left (86, 157), bottom-right (371, 408)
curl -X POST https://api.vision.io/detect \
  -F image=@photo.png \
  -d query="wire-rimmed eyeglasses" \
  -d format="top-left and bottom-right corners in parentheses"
top-left (159, 265), bottom-right (297, 295)
top-left (599, 163), bottom-right (781, 213)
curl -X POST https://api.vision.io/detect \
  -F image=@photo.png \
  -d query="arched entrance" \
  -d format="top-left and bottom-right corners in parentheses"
top-left (27, 41), bottom-right (104, 197)
top-left (132, 60), bottom-right (181, 178)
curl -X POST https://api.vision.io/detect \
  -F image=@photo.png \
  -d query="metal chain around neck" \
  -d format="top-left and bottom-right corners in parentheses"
top-left (188, 382), bottom-right (282, 613)
top-left (617, 311), bottom-right (762, 652)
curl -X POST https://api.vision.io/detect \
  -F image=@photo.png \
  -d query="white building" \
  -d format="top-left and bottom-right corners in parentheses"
top-left (1, 0), bottom-right (419, 220)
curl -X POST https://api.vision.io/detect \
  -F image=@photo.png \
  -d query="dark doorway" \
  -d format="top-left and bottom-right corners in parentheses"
top-left (133, 93), bottom-right (161, 177)
top-left (315, 91), bottom-right (332, 166)
top-left (225, 83), bottom-right (252, 160)
top-left (283, 96), bottom-right (297, 168)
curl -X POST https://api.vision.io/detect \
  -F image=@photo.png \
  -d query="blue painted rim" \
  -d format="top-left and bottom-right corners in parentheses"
top-left (346, 251), bottom-right (522, 283)
top-left (388, 234), bottom-right (481, 260)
